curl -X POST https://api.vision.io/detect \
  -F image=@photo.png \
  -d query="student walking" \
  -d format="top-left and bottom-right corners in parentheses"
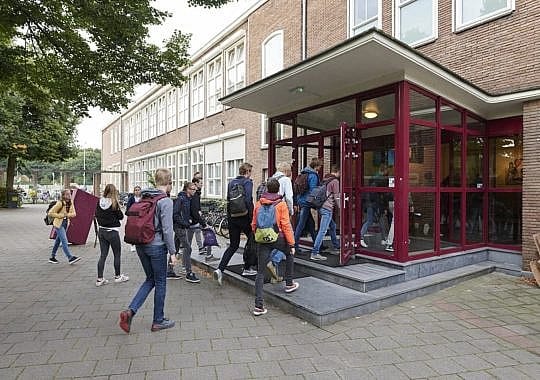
top-left (94, 184), bottom-right (128, 286)
top-left (190, 177), bottom-right (218, 262)
top-left (48, 189), bottom-right (81, 264)
top-left (214, 163), bottom-right (255, 285)
top-left (126, 186), bottom-right (141, 252)
top-left (119, 169), bottom-right (178, 333)
top-left (252, 178), bottom-right (298, 316)
top-left (294, 157), bottom-right (322, 250)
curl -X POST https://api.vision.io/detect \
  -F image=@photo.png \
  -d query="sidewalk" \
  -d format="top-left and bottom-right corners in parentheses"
top-left (0, 204), bottom-right (538, 379)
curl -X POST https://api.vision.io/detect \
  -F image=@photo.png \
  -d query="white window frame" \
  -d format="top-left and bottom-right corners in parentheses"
top-left (206, 56), bottom-right (223, 116)
top-left (206, 162), bottom-right (222, 197)
top-left (226, 159), bottom-right (243, 182)
top-left (191, 69), bottom-right (204, 122)
top-left (225, 40), bottom-right (245, 95)
top-left (191, 147), bottom-right (204, 180)
top-left (453, 0), bottom-right (514, 32)
top-left (135, 111), bottom-right (141, 144)
top-left (166, 89), bottom-right (177, 132)
top-left (157, 95), bottom-right (166, 136)
top-left (394, 0), bottom-right (438, 47)
top-left (348, 0), bottom-right (382, 37)
top-left (261, 115), bottom-right (286, 148)
top-left (129, 116), bottom-right (135, 147)
top-left (261, 31), bottom-right (284, 78)
top-left (178, 83), bottom-right (189, 127)
top-left (177, 150), bottom-right (189, 190)
top-left (141, 107), bottom-right (148, 142)
top-left (149, 102), bottom-right (157, 139)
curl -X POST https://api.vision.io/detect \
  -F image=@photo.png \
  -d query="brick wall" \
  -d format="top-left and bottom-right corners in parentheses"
top-left (522, 100), bottom-right (540, 266)
top-left (306, 0), bottom-right (347, 56)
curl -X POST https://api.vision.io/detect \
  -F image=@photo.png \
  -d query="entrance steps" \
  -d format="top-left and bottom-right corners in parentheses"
top-left (193, 249), bottom-right (519, 327)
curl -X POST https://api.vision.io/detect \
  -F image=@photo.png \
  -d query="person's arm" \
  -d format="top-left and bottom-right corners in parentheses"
top-left (116, 208), bottom-right (124, 221)
top-left (48, 201), bottom-right (64, 218)
top-left (67, 204), bottom-right (76, 219)
top-left (159, 198), bottom-right (176, 255)
top-left (330, 179), bottom-right (340, 209)
top-left (283, 178), bottom-right (294, 215)
top-left (251, 203), bottom-right (259, 233)
top-left (308, 172), bottom-right (319, 191)
top-left (277, 203), bottom-right (295, 246)
top-left (244, 179), bottom-right (254, 215)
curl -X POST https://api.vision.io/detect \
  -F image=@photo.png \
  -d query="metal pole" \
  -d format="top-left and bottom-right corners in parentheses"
top-left (83, 147), bottom-right (86, 188)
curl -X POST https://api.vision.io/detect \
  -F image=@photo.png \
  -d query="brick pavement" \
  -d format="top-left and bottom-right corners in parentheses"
top-left (0, 204), bottom-right (538, 379)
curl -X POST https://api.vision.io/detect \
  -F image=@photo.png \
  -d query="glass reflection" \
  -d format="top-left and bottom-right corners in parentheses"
top-left (489, 192), bottom-right (521, 244)
top-left (440, 192), bottom-right (461, 248)
top-left (466, 192), bottom-right (483, 243)
top-left (408, 192), bottom-right (435, 254)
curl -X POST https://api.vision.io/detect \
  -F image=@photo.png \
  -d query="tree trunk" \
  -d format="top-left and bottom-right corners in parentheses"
top-left (6, 155), bottom-right (16, 191)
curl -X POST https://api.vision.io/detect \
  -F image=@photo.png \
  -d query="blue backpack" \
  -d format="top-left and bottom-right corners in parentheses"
top-left (254, 202), bottom-right (279, 243)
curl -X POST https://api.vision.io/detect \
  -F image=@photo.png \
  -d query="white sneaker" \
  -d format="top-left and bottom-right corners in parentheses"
top-left (360, 239), bottom-right (368, 248)
top-left (114, 274), bottom-right (129, 283)
top-left (130, 245), bottom-right (136, 252)
top-left (213, 269), bottom-right (223, 286)
top-left (242, 268), bottom-right (258, 276)
top-left (381, 239), bottom-right (388, 246)
top-left (385, 245), bottom-right (394, 252)
top-left (95, 278), bottom-right (109, 287)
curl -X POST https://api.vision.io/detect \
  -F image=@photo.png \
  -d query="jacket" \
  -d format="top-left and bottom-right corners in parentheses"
top-left (321, 174), bottom-right (341, 211)
top-left (190, 189), bottom-right (205, 226)
top-left (273, 171), bottom-right (294, 215)
top-left (296, 166), bottom-right (320, 208)
top-left (126, 194), bottom-right (140, 211)
top-left (140, 188), bottom-right (176, 254)
top-left (251, 193), bottom-right (295, 246)
top-left (227, 176), bottom-right (254, 218)
top-left (173, 191), bottom-right (191, 228)
top-left (48, 200), bottom-right (76, 229)
top-left (95, 197), bottom-right (124, 228)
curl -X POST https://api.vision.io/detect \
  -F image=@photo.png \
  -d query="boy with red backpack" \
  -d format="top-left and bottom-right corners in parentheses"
top-left (251, 178), bottom-right (299, 316)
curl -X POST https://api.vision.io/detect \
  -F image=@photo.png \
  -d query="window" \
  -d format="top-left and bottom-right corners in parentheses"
top-left (166, 89), bottom-right (177, 132)
top-left (261, 115), bottom-right (287, 147)
top-left (349, 0), bottom-right (381, 36)
top-left (129, 116), bottom-right (135, 147)
top-left (454, 0), bottom-right (514, 32)
top-left (149, 102), bottom-right (157, 138)
top-left (207, 57), bottom-right (223, 115)
top-left (178, 83), bottom-right (189, 127)
top-left (135, 112), bottom-right (141, 144)
top-left (262, 31), bottom-right (283, 78)
top-left (395, 0), bottom-right (438, 46)
top-left (157, 95), bottom-right (166, 135)
top-left (141, 108), bottom-right (148, 141)
top-left (177, 150), bottom-right (189, 188)
top-left (226, 41), bottom-right (245, 94)
top-left (167, 153), bottom-right (177, 194)
top-left (206, 162), bottom-right (222, 197)
top-left (191, 69), bottom-right (204, 121)
top-left (110, 128), bottom-right (115, 153)
top-left (191, 147), bottom-right (204, 180)
top-left (226, 159), bottom-right (243, 182)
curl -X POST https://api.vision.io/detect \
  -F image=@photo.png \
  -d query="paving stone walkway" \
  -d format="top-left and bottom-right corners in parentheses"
top-left (0, 204), bottom-right (538, 379)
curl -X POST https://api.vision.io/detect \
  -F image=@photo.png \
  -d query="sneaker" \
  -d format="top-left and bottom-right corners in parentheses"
top-left (242, 268), bottom-right (258, 276)
top-left (381, 239), bottom-right (388, 246)
top-left (205, 255), bottom-right (219, 263)
top-left (130, 245), bottom-right (136, 252)
top-left (360, 239), bottom-right (368, 248)
top-left (214, 269), bottom-right (223, 285)
top-left (285, 281), bottom-right (300, 293)
top-left (177, 266), bottom-right (187, 275)
top-left (68, 256), bottom-right (81, 264)
top-left (95, 278), bottom-right (109, 287)
top-left (253, 306), bottom-right (268, 316)
top-left (151, 318), bottom-right (175, 332)
top-left (198, 247), bottom-right (207, 255)
top-left (119, 309), bottom-right (133, 333)
top-left (114, 274), bottom-right (129, 283)
top-left (166, 272), bottom-right (182, 280)
top-left (311, 254), bottom-right (327, 261)
top-left (185, 272), bottom-right (200, 283)
top-left (48, 257), bottom-right (59, 264)
top-left (385, 245), bottom-right (394, 252)
top-left (266, 262), bottom-right (279, 281)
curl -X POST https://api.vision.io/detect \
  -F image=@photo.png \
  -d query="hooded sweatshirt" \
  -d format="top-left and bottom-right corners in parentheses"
top-left (95, 197), bottom-right (124, 229)
top-left (251, 192), bottom-right (295, 246)
top-left (321, 173), bottom-right (340, 212)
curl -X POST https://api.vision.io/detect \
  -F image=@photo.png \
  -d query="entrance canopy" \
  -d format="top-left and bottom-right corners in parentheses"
top-left (221, 30), bottom-right (539, 120)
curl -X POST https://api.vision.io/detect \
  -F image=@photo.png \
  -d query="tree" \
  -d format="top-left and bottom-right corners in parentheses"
top-left (59, 148), bottom-right (101, 186)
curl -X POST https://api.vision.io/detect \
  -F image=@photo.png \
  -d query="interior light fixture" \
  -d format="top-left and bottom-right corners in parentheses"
top-left (290, 86), bottom-right (304, 94)
top-left (363, 100), bottom-right (379, 119)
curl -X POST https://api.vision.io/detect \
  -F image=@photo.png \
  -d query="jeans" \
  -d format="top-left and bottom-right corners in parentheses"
top-left (174, 226), bottom-right (192, 272)
top-left (312, 208), bottom-right (339, 255)
top-left (97, 228), bottom-right (121, 278)
top-left (129, 244), bottom-right (168, 324)
top-left (294, 206), bottom-right (317, 249)
top-left (255, 236), bottom-right (294, 309)
top-left (51, 219), bottom-right (73, 259)
top-left (218, 215), bottom-right (253, 271)
top-left (360, 205), bottom-right (375, 238)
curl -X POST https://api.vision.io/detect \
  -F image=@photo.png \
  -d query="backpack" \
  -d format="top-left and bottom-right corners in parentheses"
top-left (306, 178), bottom-right (333, 209)
top-left (228, 181), bottom-right (248, 217)
top-left (293, 172), bottom-right (310, 196)
top-left (43, 200), bottom-right (58, 225)
top-left (254, 202), bottom-right (279, 244)
top-left (256, 174), bottom-right (285, 200)
top-left (124, 193), bottom-right (167, 245)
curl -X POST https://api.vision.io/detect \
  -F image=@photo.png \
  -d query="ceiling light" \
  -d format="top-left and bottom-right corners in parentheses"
top-left (363, 100), bottom-right (379, 119)
top-left (290, 86), bottom-right (304, 94)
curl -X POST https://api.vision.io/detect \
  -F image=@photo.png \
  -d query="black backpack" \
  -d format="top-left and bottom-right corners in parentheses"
top-left (256, 174), bottom-right (284, 200)
top-left (44, 200), bottom-right (58, 225)
top-left (306, 178), bottom-right (333, 209)
top-left (293, 172), bottom-right (310, 196)
top-left (228, 180), bottom-right (248, 217)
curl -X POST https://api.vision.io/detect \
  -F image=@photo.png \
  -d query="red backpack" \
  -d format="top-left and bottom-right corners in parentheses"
top-left (124, 193), bottom-right (167, 245)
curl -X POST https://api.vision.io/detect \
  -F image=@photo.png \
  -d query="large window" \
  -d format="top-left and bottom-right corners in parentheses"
top-left (262, 31), bottom-right (283, 78)
top-left (349, 0), bottom-right (381, 36)
top-left (149, 102), bottom-right (157, 139)
top-left (206, 162), bottom-right (222, 197)
top-left (141, 108), bottom-right (148, 142)
top-left (177, 150), bottom-right (189, 189)
top-left (135, 112), bottom-right (141, 145)
top-left (207, 57), bottom-right (223, 115)
top-left (395, 0), bottom-right (438, 46)
top-left (191, 69), bottom-right (204, 121)
top-left (226, 41), bottom-right (245, 94)
top-left (166, 89), bottom-right (176, 132)
top-left (178, 83), bottom-right (189, 127)
top-left (157, 95), bottom-right (166, 136)
top-left (191, 147), bottom-right (204, 180)
top-left (167, 153), bottom-right (177, 195)
top-left (454, 0), bottom-right (514, 32)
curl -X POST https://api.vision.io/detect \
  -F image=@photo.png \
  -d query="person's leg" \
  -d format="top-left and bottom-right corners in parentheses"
top-left (51, 228), bottom-right (61, 257)
top-left (387, 201), bottom-right (395, 247)
top-left (312, 208), bottom-right (331, 256)
top-left (217, 218), bottom-right (241, 271)
top-left (195, 227), bottom-right (204, 250)
top-left (360, 206), bottom-right (374, 238)
top-left (147, 245), bottom-right (168, 324)
top-left (180, 228), bottom-right (192, 273)
top-left (56, 223), bottom-right (73, 259)
top-left (306, 211), bottom-right (317, 242)
top-left (293, 207), bottom-right (310, 249)
top-left (97, 229), bottom-right (110, 278)
top-left (255, 243), bottom-right (271, 309)
top-left (109, 231), bottom-right (122, 277)
top-left (328, 217), bottom-right (339, 248)
top-left (128, 247), bottom-right (155, 315)
top-left (241, 222), bottom-right (256, 270)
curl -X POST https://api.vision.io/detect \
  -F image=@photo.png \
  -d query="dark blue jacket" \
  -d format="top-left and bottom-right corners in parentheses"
top-left (297, 167), bottom-right (320, 207)
top-left (227, 176), bottom-right (254, 218)
top-left (173, 191), bottom-right (191, 228)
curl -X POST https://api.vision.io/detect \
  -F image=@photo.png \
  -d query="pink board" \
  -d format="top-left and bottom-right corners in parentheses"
top-left (67, 189), bottom-right (99, 245)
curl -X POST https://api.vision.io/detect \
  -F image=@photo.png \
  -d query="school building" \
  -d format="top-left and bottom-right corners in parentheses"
top-left (101, 0), bottom-right (540, 270)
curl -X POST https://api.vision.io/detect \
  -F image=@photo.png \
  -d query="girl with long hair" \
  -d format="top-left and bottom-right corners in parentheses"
top-left (48, 189), bottom-right (80, 264)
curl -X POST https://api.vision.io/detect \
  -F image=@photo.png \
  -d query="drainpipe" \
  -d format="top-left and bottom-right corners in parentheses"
top-left (302, 0), bottom-right (307, 60)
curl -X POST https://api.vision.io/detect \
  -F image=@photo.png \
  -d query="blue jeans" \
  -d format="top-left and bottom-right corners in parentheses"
top-left (129, 244), bottom-right (168, 324)
top-left (294, 206), bottom-right (317, 249)
top-left (52, 219), bottom-right (73, 259)
top-left (360, 206), bottom-right (375, 238)
top-left (312, 208), bottom-right (339, 255)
